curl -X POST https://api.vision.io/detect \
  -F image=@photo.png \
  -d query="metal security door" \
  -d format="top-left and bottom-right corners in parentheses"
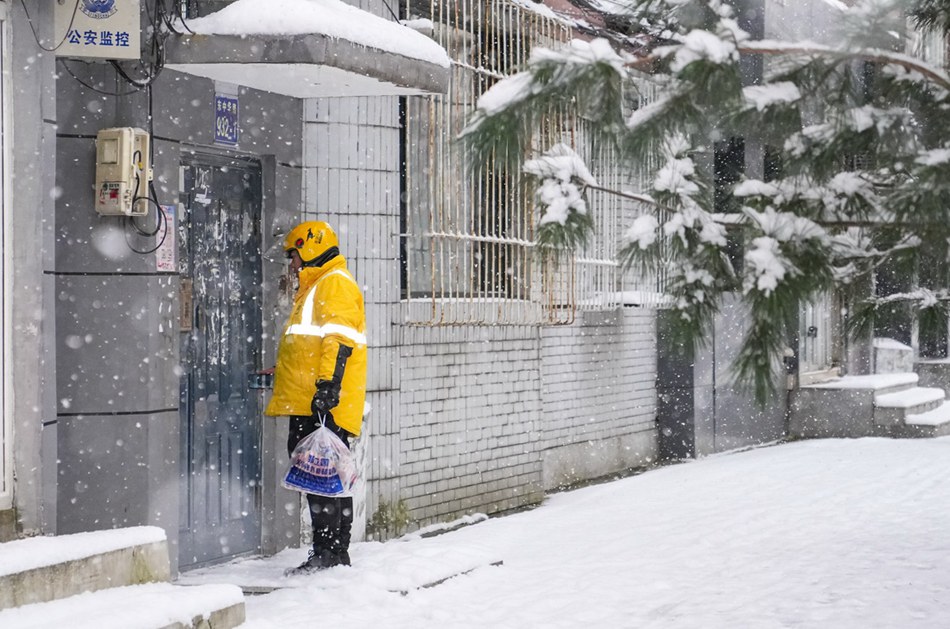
top-left (179, 154), bottom-right (263, 568)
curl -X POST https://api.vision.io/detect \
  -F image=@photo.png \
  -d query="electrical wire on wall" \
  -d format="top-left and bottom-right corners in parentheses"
top-left (19, 0), bottom-right (82, 52)
top-left (111, 1), bottom-right (195, 255)
top-left (125, 83), bottom-right (169, 255)
top-left (26, 0), bottom-right (191, 256)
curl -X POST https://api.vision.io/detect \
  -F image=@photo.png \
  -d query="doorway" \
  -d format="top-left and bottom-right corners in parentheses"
top-left (799, 292), bottom-right (835, 381)
top-left (179, 153), bottom-right (263, 568)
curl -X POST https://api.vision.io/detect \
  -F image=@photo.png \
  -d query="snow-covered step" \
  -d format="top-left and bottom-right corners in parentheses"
top-left (790, 373), bottom-right (921, 438)
top-left (902, 401), bottom-right (950, 438)
top-left (874, 387), bottom-right (946, 428)
top-left (875, 386), bottom-right (945, 409)
top-left (807, 372), bottom-right (919, 396)
top-left (0, 582), bottom-right (245, 629)
top-left (0, 526), bottom-right (170, 610)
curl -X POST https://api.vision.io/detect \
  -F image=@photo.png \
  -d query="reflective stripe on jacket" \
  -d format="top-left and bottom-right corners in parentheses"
top-left (265, 256), bottom-right (367, 437)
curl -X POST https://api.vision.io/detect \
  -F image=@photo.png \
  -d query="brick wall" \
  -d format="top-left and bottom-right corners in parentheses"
top-left (396, 325), bottom-right (545, 524)
top-left (394, 313), bottom-right (658, 528)
top-left (540, 308), bottom-right (658, 490)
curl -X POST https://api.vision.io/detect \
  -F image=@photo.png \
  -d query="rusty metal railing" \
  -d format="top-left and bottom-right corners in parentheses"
top-left (402, 0), bottom-right (571, 325)
top-left (401, 0), bottom-right (666, 325)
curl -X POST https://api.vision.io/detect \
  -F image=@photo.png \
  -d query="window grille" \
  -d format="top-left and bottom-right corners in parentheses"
top-left (908, 23), bottom-right (947, 70)
top-left (612, 81), bottom-right (672, 308)
top-left (401, 0), bottom-right (569, 325)
top-left (401, 0), bottom-right (665, 324)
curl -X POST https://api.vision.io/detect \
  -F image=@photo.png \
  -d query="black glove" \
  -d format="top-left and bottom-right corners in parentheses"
top-left (311, 380), bottom-right (341, 417)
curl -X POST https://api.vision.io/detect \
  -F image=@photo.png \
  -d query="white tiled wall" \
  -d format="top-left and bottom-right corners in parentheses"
top-left (396, 324), bottom-right (545, 522)
top-left (540, 309), bottom-right (659, 490)
top-left (303, 95), bottom-right (659, 537)
top-left (301, 94), bottom-right (404, 538)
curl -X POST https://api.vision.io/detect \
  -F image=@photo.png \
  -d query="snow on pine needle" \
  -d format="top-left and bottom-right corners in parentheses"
top-left (523, 144), bottom-right (597, 248)
top-left (741, 208), bottom-right (829, 297)
top-left (741, 82), bottom-right (802, 112)
top-left (460, 37), bottom-right (630, 169)
top-left (462, 0), bottom-right (950, 401)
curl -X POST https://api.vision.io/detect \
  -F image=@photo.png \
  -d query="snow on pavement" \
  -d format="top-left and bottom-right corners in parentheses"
top-left (196, 438), bottom-right (950, 628)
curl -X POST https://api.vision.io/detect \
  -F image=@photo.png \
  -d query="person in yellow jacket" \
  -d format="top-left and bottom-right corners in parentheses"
top-left (265, 220), bottom-right (367, 574)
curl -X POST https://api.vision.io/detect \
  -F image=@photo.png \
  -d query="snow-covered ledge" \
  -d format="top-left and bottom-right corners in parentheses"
top-left (165, 0), bottom-right (451, 97)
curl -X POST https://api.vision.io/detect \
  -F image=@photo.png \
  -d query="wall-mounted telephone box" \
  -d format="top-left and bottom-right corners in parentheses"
top-left (95, 127), bottom-right (153, 216)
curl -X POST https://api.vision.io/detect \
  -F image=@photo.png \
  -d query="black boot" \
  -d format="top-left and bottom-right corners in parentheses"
top-left (307, 495), bottom-right (353, 566)
top-left (285, 549), bottom-right (321, 576)
top-left (284, 547), bottom-right (342, 576)
top-left (313, 548), bottom-right (343, 569)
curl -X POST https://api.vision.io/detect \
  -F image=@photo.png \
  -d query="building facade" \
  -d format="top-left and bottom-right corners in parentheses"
top-left (3, 0), bottom-right (800, 572)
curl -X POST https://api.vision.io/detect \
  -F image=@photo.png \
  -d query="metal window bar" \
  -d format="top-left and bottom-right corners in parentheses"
top-left (576, 117), bottom-right (623, 313)
top-left (618, 79), bottom-right (672, 308)
top-left (544, 76), bottom-right (671, 312)
top-left (908, 23), bottom-right (947, 69)
top-left (401, 0), bottom-right (667, 324)
top-left (402, 0), bottom-right (572, 325)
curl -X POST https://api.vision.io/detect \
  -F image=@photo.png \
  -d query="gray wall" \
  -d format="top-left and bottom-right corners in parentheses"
top-left (392, 310), bottom-right (659, 527)
top-left (657, 295), bottom-right (786, 460)
top-left (52, 59), bottom-right (302, 571)
top-left (9, 0), bottom-right (59, 537)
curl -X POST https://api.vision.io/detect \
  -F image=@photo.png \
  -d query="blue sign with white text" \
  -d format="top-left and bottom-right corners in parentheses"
top-left (214, 95), bottom-right (239, 146)
top-left (55, 0), bottom-right (140, 60)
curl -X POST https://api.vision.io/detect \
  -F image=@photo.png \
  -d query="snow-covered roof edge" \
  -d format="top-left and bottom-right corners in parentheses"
top-left (179, 0), bottom-right (451, 68)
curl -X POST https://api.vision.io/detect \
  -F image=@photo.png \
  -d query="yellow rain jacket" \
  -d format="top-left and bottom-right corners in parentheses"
top-left (265, 256), bottom-right (367, 437)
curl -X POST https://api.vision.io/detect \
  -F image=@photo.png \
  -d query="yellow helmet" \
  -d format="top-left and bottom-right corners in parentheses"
top-left (283, 221), bottom-right (339, 266)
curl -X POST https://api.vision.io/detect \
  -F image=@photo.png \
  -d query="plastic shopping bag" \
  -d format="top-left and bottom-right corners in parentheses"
top-left (282, 425), bottom-right (358, 497)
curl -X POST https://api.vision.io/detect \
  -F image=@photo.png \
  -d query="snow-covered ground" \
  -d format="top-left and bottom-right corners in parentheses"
top-left (185, 438), bottom-right (950, 628)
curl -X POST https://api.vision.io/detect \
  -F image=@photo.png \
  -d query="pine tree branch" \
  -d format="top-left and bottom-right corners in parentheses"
top-left (583, 183), bottom-right (667, 209)
top-left (741, 42), bottom-right (950, 92)
top-left (626, 41), bottom-right (950, 92)
top-left (583, 183), bottom-right (947, 229)
top-left (909, 0), bottom-right (950, 35)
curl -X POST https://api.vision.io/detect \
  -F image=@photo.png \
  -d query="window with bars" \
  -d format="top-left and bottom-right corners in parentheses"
top-left (400, 0), bottom-right (665, 325)
top-left (908, 22), bottom-right (948, 69)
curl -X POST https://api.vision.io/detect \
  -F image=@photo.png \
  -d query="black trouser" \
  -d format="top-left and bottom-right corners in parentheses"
top-left (288, 415), bottom-right (354, 557)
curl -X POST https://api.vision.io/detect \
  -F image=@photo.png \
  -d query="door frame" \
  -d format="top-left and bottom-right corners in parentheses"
top-left (178, 149), bottom-right (266, 568)
top-left (799, 291), bottom-right (839, 386)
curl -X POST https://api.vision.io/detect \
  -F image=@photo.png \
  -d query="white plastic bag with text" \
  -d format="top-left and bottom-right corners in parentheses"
top-left (282, 425), bottom-right (358, 497)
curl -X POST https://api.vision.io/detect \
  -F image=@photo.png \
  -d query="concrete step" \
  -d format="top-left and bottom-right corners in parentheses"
top-left (901, 401), bottom-right (950, 438)
top-left (0, 526), bottom-right (170, 610)
top-left (0, 582), bottom-right (245, 629)
top-left (874, 387), bottom-right (946, 428)
top-left (807, 372), bottom-right (919, 396)
top-left (790, 373), bottom-right (920, 438)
